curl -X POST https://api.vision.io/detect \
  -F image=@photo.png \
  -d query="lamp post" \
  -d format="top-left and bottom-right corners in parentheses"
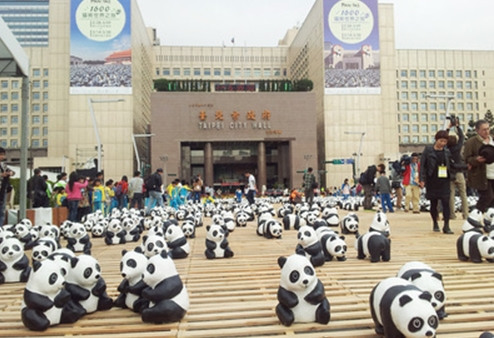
top-left (132, 133), bottom-right (154, 174)
top-left (88, 98), bottom-right (124, 172)
top-left (425, 94), bottom-right (454, 130)
top-left (344, 131), bottom-right (366, 180)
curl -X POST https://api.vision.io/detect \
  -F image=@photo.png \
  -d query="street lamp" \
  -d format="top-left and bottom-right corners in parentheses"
top-left (88, 98), bottom-right (124, 172)
top-left (344, 131), bottom-right (366, 179)
top-left (425, 94), bottom-right (454, 130)
top-left (132, 133), bottom-right (154, 174)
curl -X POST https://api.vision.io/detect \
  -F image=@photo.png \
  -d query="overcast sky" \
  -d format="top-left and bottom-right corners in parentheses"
top-left (135, 0), bottom-right (494, 50)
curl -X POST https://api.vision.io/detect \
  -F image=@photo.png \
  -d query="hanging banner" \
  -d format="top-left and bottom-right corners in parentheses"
top-left (323, 0), bottom-right (380, 94)
top-left (70, 0), bottom-right (132, 94)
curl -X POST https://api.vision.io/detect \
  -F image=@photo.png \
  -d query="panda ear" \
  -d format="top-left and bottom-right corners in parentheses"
top-left (142, 235), bottom-right (148, 242)
top-left (419, 291), bottom-right (432, 302)
top-left (278, 256), bottom-right (287, 268)
top-left (482, 236), bottom-right (489, 242)
top-left (432, 272), bottom-right (443, 281)
top-left (160, 250), bottom-right (168, 259)
top-left (121, 249), bottom-right (127, 256)
top-left (206, 225), bottom-right (211, 231)
top-left (70, 257), bottom-right (78, 268)
top-left (399, 294), bottom-right (413, 307)
top-left (33, 260), bottom-right (42, 272)
top-left (340, 235), bottom-right (345, 240)
top-left (134, 246), bottom-right (143, 254)
top-left (410, 272), bottom-right (422, 281)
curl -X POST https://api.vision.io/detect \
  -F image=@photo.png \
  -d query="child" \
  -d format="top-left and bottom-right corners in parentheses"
top-left (376, 164), bottom-right (394, 213)
top-left (92, 179), bottom-right (105, 213)
top-left (104, 180), bottom-right (114, 216)
top-left (203, 192), bottom-right (215, 204)
top-left (235, 188), bottom-right (242, 203)
top-left (53, 186), bottom-right (67, 208)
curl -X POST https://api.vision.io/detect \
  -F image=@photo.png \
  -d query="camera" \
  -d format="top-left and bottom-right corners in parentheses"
top-left (446, 114), bottom-right (459, 126)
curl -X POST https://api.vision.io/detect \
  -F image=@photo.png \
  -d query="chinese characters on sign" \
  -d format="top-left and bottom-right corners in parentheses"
top-left (198, 109), bottom-right (275, 131)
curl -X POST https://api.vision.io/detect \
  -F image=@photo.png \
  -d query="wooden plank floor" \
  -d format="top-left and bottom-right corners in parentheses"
top-left (1, 208), bottom-right (494, 337)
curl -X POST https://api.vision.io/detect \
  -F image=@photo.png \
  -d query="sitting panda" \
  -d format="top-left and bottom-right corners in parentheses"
top-left (65, 254), bottom-right (113, 315)
top-left (164, 225), bottom-right (190, 259)
top-left (456, 231), bottom-right (494, 263)
top-left (276, 254), bottom-right (330, 326)
top-left (295, 226), bottom-right (325, 267)
top-left (397, 261), bottom-right (447, 319)
top-left (370, 277), bottom-right (438, 337)
top-left (104, 219), bottom-right (126, 245)
top-left (21, 258), bottom-right (84, 331)
top-left (66, 223), bottom-right (92, 255)
top-left (114, 249), bottom-right (149, 313)
top-left (319, 232), bottom-right (347, 262)
top-left (141, 250), bottom-right (189, 324)
top-left (205, 224), bottom-right (234, 259)
top-left (369, 211), bottom-right (390, 237)
top-left (462, 208), bottom-right (484, 233)
top-left (356, 231), bottom-right (391, 263)
top-left (181, 219), bottom-right (196, 238)
top-left (0, 236), bottom-right (31, 283)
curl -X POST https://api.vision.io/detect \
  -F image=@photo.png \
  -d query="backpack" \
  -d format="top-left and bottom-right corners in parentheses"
top-left (115, 184), bottom-right (123, 197)
top-left (359, 165), bottom-right (377, 185)
top-left (145, 175), bottom-right (155, 192)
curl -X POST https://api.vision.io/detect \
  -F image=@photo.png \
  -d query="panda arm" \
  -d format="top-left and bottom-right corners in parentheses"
top-left (295, 244), bottom-right (305, 256)
top-left (106, 231), bottom-right (115, 238)
top-left (142, 275), bottom-right (183, 302)
top-left (23, 289), bottom-right (54, 311)
top-left (128, 280), bottom-right (148, 294)
top-left (79, 235), bottom-right (90, 244)
top-left (117, 279), bottom-right (129, 293)
top-left (0, 260), bottom-right (6, 271)
top-left (12, 254), bottom-right (29, 270)
top-left (277, 286), bottom-right (298, 308)
top-left (169, 237), bottom-right (187, 248)
top-left (65, 282), bottom-right (90, 301)
top-left (304, 279), bottom-right (326, 305)
top-left (117, 230), bottom-right (127, 238)
top-left (91, 277), bottom-right (108, 296)
top-left (220, 239), bottom-right (230, 249)
top-left (66, 237), bottom-right (76, 245)
top-left (205, 239), bottom-right (216, 250)
top-left (53, 288), bottom-right (71, 307)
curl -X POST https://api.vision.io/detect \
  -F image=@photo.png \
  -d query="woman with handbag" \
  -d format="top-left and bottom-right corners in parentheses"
top-left (65, 172), bottom-right (88, 222)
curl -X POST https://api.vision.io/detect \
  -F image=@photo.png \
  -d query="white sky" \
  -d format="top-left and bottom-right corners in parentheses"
top-left (135, 0), bottom-right (494, 50)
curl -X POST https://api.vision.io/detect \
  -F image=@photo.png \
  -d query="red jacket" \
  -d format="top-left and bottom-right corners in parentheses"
top-left (402, 162), bottom-right (420, 186)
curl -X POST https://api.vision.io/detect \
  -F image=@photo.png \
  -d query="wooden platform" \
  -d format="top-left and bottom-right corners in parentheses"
top-left (1, 209), bottom-right (494, 337)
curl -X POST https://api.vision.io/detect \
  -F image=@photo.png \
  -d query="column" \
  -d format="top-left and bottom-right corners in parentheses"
top-left (257, 141), bottom-right (266, 190)
top-left (204, 142), bottom-right (213, 187)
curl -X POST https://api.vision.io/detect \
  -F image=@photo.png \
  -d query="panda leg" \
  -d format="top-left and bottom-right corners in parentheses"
top-left (382, 239), bottom-right (391, 262)
top-left (436, 305), bottom-right (448, 320)
top-left (315, 298), bottom-right (331, 324)
top-left (275, 303), bottom-right (294, 326)
top-left (113, 293), bottom-right (127, 308)
top-left (61, 300), bottom-right (86, 323)
top-left (205, 249), bottom-right (216, 259)
top-left (21, 308), bottom-right (50, 331)
top-left (97, 294), bottom-right (114, 311)
top-left (170, 248), bottom-right (188, 259)
top-left (20, 267), bottom-right (31, 282)
top-left (141, 300), bottom-right (186, 324)
top-left (0, 273), bottom-right (4, 284)
top-left (456, 237), bottom-right (468, 261)
top-left (224, 248), bottom-right (234, 258)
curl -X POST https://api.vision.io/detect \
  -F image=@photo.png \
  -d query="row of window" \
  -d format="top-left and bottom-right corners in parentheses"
top-left (398, 113), bottom-right (475, 123)
top-left (0, 139), bottom-right (48, 148)
top-left (0, 79), bottom-right (48, 89)
top-left (32, 68), bottom-right (49, 77)
top-left (397, 80), bottom-right (477, 90)
top-left (400, 135), bottom-right (433, 144)
top-left (0, 115), bottom-right (48, 125)
top-left (156, 54), bottom-right (287, 63)
top-left (0, 127), bottom-right (47, 137)
top-left (156, 67), bottom-right (285, 77)
top-left (398, 69), bottom-right (477, 78)
top-left (0, 103), bottom-right (49, 113)
top-left (398, 102), bottom-right (478, 112)
top-left (398, 91), bottom-right (477, 101)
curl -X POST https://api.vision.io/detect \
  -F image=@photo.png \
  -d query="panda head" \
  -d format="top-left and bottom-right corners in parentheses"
top-left (324, 208), bottom-right (339, 226)
top-left (122, 217), bottom-right (136, 231)
top-left (142, 250), bottom-right (178, 289)
top-left (48, 248), bottom-right (75, 277)
top-left (278, 254), bottom-right (317, 292)
top-left (32, 238), bottom-right (57, 262)
top-left (297, 226), bottom-right (319, 247)
top-left (26, 258), bottom-right (65, 296)
top-left (484, 208), bottom-right (494, 226)
top-left (39, 225), bottom-right (60, 240)
top-left (175, 208), bottom-right (187, 220)
top-left (165, 224), bottom-right (185, 243)
top-left (0, 237), bottom-right (24, 262)
top-left (206, 224), bottom-right (225, 242)
top-left (266, 219), bottom-right (283, 238)
top-left (142, 235), bottom-right (168, 258)
top-left (370, 211), bottom-right (390, 237)
top-left (14, 223), bottom-right (30, 238)
top-left (410, 271), bottom-right (446, 312)
top-left (392, 290), bottom-right (438, 337)
top-left (91, 223), bottom-right (106, 237)
top-left (326, 235), bottom-right (347, 257)
top-left (19, 218), bottom-right (32, 229)
top-left (68, 223), bottom-right (87, 239)
top-left (84, 219), bottom-right (94, 232)
top-left (478, 236), bottom-right (494, 260)
top-left (342, 213), bottom-right (359, 233)
top-left (466, 208), bottom-right (483, 228)
top-left (235, 212), bottom-right (248, 226)
top-left (108, 219), bottom-right (123, 233)
top-left (305, 212), bottom-right (318, 225)
top-left (181, 220), bottom-right (195, 237)
top-left (120, 249), bottom-right (148, 281)
top-left (67, 254), bottom-right (102, 287)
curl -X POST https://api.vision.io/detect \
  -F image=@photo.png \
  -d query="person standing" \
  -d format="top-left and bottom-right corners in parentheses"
top-left (360, 165), bottom-right (377, 210)
top-left (245, 172), bottom-right (257, 205)
top-left (145, 168), bottom-right (164, 214)
top-left (0, 148), bottom-right (13, 225)
top-left (402, 153), bottom-right (421, 213)
top-left (65, 172), bottom-right (88, 222)
top-left (92, 178), bottom-right (104, 213)
top-left (303, 167), bottom-right (316, 205)
top-left (28, 168), bottom-right (48, 208)
top-left (390, 160), bottom-right (403, 210)
top-left (447, 120), bottom-right (469, 220)
top-left (464, 119), bottom-right (494, 212)
top-left (419, 130), bottom-right (453, 234)
top-left (116, 175), bottom-right (129, 210)
top-left (341, 178), bottom-right (350, 200)
top-left (376, 164), bottom-right (394, 213)
top-left (128, 171), bottom-right (144, 209)
top-left (192, 174), bottom-right (203, 203)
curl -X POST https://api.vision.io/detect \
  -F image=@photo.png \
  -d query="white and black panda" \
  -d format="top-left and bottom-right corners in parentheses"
top-left (141, 250), bottom-right (189, 324)
top-left (114, 248), bottom-right (149, 313)
top-left (164, 224), bottom-right (190, 259)
top-left (235, 211), bottom-right (249, 227)
top-left (38, 224), bottom-right (60, 243)
top-left (104, 219), bottom-right (126, 245)
top-left (222, 211), bottom-right (236, 232)
top-left (397, 261), bottom-right (447, 319)
top-left (142, 235), bottom-right (168, 258)
top-left (64, 254), bottom-right (113, 314)
top-left (340, 213), bottom-right (359, 236)
top-left (0, 236), bottom-right (31, 283)
top-left (205, 224), bottom-right (234, 259)
top-left (320, 233), bottom-right (347, 262)
top-left (13, 222), bottom-right (35, 249)
top-left (181, 219), bottom-right (196, 238)
top-left (91, 221), bottom-right (107, 238)
top-left (66, 223), bottom-right (92, 255)
top-left (122, 217), bottom-right (141, 243)
top-left (370, 277), bottom-right (438, 337)
top-left (484, 208), bottom-right (494, 232)
top-left (21, 258), bottom-right (84, 331)
top-left (462, 208), bottom-right (484, 233)
top-left (369, 211), bottom-right (390, 237)
top-left (322, 207), bottom-right (339, 227)
top-left (257, 218), bottom-right (283, 239)
top-left (275, 254), bottom-right (330, 326)
top-left (282, 214), bottom-right (306, 231)
top-left (31, 237), bottom-right (59, 262)
top-left (295, 226), bottom-right (325, 267)
top-left (456, 231), bottom-right (494, 263)
top-left (356, 231), bottom-right (391, 263)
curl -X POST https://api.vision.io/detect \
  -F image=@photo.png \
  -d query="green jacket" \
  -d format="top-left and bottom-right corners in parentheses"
top-left (463, 134), bottom-right (487, 190)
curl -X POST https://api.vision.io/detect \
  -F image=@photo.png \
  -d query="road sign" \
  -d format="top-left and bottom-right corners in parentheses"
top-left (324, 158), bottom-right (354, 165)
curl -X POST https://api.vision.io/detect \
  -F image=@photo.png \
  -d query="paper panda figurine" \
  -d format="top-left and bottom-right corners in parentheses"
top-left (141, 250), bottom-right (189, 324)
top-left (222, 211), bottom-right (236, 232)
top-left (320, 232), bottom-right (347, 262)
top-left (65, 254), bottom-right (113, 314)
top-left (235, 211), bottom-right (249, 227)
top-left (142, 235), bottom-right (168, 258)
top-left (484, 208), bottom-right (494, 233)
top-left (370, 277), bottom-right (438, 337)
top-left (122, 217), bottom-right (141, 242)
top-left (104, 219), bottom-right (126, 245)
top-left (340, 213), bottom-right (359, 236)
top-left (397, 261), bottom-right (447, 319)
top-left (462, 208), bottom-right (484, 233)
top-left (258, 218), bottom-right (283, 239)
top-left (181, 219), bottom-right (196, 238)
top-left (369, 211), bottom-right (390, 237)
top-left (457, 231), bottom-right (494, 263)
top-left (21, 258), bottom-right (84, 331)
top-left (31, 237), bottom-right (59, 263)
top-left (205, 224), bottom-right (234, 259)
top-left (356, 231), bottom-right (391, 263)
top-left (66, 222), bottom-right (92, 255)
top-left (0, 236), bottom-right (31, 283)
top-left (13, 222), bottom-right (35, 249)
top-left (114, 248), bottom-right (149, 313)
top-left (322, 207), bottom-right (339, 227)
top-left (295, 225), bottom-right (325, 267)
top-left (91, 221), bottom-right (107, 238)
top-left (282, 214), bottom-right (306, 231)
top-left (276, 254), bottom-right (330, 326)
top-left (164, 224), bottom-right (190, 259)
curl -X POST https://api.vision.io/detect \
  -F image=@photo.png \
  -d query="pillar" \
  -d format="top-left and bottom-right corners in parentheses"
top-left (204, 142), bottom-right (213, 187)
top-left (257, 141), bottom-right (267, 190)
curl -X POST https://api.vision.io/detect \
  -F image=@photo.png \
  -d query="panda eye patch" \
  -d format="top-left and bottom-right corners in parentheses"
top-left (147, 243), bottom-right (154, 250)
top-left (96, 264), bottom-right (101, 272)
top-left (2, 247), bottom-right (7, 254)
top-left (428, 315), bottom-right (438, 328)
top-left (434, 291), bottom-right (444, 302)
top-left (343, 245), bottom-right (347, 250)
top-left (84, 267), bottom-right (93, 279)
top-left (289, 271), bottom-right (300, 283)
top-left (335, 245), bottom-right (341, 251)
top-left (408, 317), bottom-right (424, 332)
top-left (61, 268), bottom-right (67, 276)
top-left (42, 250), bottom-right (48, 257)
top-left (304, 266), bottom-right (314, 276)
top-left (127, 259), bottom-right (137, 268)
top-left (304, 231), bottom-right (311, 236)
top-left (147, 264), bottom-right (155, 274)
top-left (49, 272), bottom-right (58, 285)
top-left (13, 245), bottom-right (20, 251)
top-left (213, 230), bottom-right (218, 236)
top-left (157, 241), bottom-right (164, 248)
top-left (120, 262), bottom-right (123, 271)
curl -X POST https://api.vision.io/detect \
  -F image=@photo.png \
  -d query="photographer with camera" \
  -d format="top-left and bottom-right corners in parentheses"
top-left (446, 116), bottom-right (469, 220)
top-left (401, 153), bottom-right (421, 213)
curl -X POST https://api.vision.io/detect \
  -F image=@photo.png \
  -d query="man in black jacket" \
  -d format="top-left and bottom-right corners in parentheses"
top-left (145, 168), bottom-right (164, 214)
top-left (447, 120), bottom-right (468, 219)
top-left (27, 168), bottom-right (48, 208)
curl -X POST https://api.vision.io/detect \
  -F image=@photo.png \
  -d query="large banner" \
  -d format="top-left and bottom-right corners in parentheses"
top-left (323, 0), bottom-right (380, 94)
top-left (70, 0), bottom-right (132, 94)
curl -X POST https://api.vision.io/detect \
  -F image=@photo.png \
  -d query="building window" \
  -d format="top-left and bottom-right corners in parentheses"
top-left (421, 136), bottom-right (429, 143)
top-left (401, 103), bottom-right (409, 110)
top-left (42, 139), bottom-right (48, 147)
top-left (0, 128), bottom-right (6, 136)
top-left (0, 105), bottom-right (7, 113)
top-left (447, 81), bottom-right (454, 88)
top-left (274, 68), bottom-right (280, 76)
top-left (32, 127), bottom-right (40, 136)
top-left (183, 68), bottom-right (191, 76)
top-left (214, 68), bottom-right (221, 76)
top-left (12, 81), bottom-right (18, 89)
top-left (429, 81), bottom-right (435, 88)
top-left (32, 116), bottom-right (40, 124)
top-left (447, 70), bottom-right (453, 77)
top-left (419, 81), bottom-right (427, 88)
top-left (263, 68), bottom-right (271, 76)
top-left (0, 92), bottom-right (7, 100)
top-left (11, 127), bottom-right (18, 136)
top-left (31, 139), bottom-right (40, 148)
top-left (234, 68), bottom-right (241, 76)
top-left (410, 81), bottom-right (417, 88)
top-left (193, 68), bottom-right (201, 76)
top-left (431, 113), bottom-right (437, 121)
top-left (11, 92), bottom-right (19, 100)
top-left (33, 80), bottom-right (40, 88)
top-left (43, 127), bottom-right (48, 136)
top-left (457, 92), bottom-right (463, 99)
top-left (173, 68), bottom-right (180, 76)
top-left (43, 92), bottom-right (48, 100)
top-left (411, 92), bottom-right (418, 99)
top-left (429, 70), bottom-right (435, 77)
top-left (162, 68), bottom-right (170, 76)
top-left (10, 140), bottom-right (18, 148)
top-left (438, 81), bottom-right (445, 88)
top-left (466, 103), bottom-right (473, 111)
top-left (32, 104), bottom-right (40, 112)
top-left (465, 70), bottom-right (471, 78)
top-left (402, 125), bottom-right (409, 132)
top-left (411, 113), bottom-right (419, 121)
top-left (43, 116), bottom-right (48, 124)
top-left (410, 70), bottom-right (417, 77)
top-left (11, 104), bottom-right (18, 112)
top-left (430, 103), bottom-right (437, 110)
top-left (43, 80), bottom-right (48, 88)
top-left (155, 68), bottom-right (159, 75)
top-left (43, 69), bottom-right (49, 76)
top-left (401, 92), bottom-right (408, 100)
top-left (32, 92), bottom-right (40, 100)
top-left (420, 103), bottom-right (427, 111)
top-left (0, 140), bottom-right (6, 147)
top-left (224, 68), bottom-right (231, 76)
top-left (457, 103), bottom-right (464, 111)
top-left (401, 70), bottom-right (408, 77)
top-left (33, 68), bottom-right (40, 77)
top-left (204, 68), bottom-right (211, 76)
top-left (401, 81), bottom-right (408, 89)
top-left (438, 70), bottom-right (444, 77)
top-left (253, 68), bottom-right (261, 77)
top-left (456, 81), bottom-right (463, 89)
top-left (43, 104), bottom-right (48, 112)
top-left (1, 81), bottom-right (8, 89)
top-left (244, 68), bottom-right (251, 77)
top-left (465, 81), bottom-right (472, 89)
top-left (421, 125), bottom-right (428, 133)
top-left (456, 70), bottom-right (462, 77)
top-left (10, 116), bottom-right (17, 124)
top-left (402, 113), bottom-right (409, 121)
top-left (403, 136), bottom-right (410, 143)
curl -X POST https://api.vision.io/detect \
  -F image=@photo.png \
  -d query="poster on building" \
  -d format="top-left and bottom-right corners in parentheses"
top-left (70, 0), bottom-right (132, 94)
top-left (323, 0), bottom-right (380, 94)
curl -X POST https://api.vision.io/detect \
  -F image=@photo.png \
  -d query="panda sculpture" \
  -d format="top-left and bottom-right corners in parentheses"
top-left (104, 219), bottom-right (126, 245)
top-left (484, 208), bottom-right (494, 233)
top-left (319, 229), bottom-right (347, 262)
top-left (282, 214), bottom-right (306, 231)
top-left (122, 217), bottom-right (141, 243)
top-left (31, 237), bottom-right (59, 262)
top-left (13, 222), bottom-right (35, 249)
top-left (257, 218), bottom-right (283, 239)
top-left (141, 250), bottom-right (189, 324)
top-left (295, 225), bottom-right (325, 267)
top-left (0, 236), bottom-right (31, 283)
top-left (114, 249), bottom-right (149, 313)
top-left (21, 258), bottom-right (84, 331)
top-left (457, 231), bottom-right (494, 263)
top-left (369, 211), bottom-right (390, 237)
top-left (65, 254), bottom-right (113, 314)
top-left (181, 219), bottom-right (196, 238)
top-left (235, 211), bottom-right (249, 227)
top-left (91, 221), bottom-right (107, 238)
top-left (222, 211), bottom-right (236, 232)
top-left (322, 207), bottom-right (339, 227)
top-left (275, 254), bottom-right (330, 326)
top-left (164, 224), bottom-right (190, 259)
top-left (356, 231), bottom-right (391, 263)
top-left (66, 222), bottom-right (92, 255)
top-left (205, 224), bottom-right (234, 259)
top-left (397, 261), bottom-right (447, 319)
top-left (142, 235), bottom-right (168, 258)
top-left (340, 213), bottom-right (359, 236)
top-left (462, 208), bottom-right (484, 233)
top-left (370, 277), bottom-right (438, 337)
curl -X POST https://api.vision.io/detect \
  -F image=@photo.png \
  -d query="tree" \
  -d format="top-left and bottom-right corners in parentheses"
top-left (485, 109), bottom-right (494, 127)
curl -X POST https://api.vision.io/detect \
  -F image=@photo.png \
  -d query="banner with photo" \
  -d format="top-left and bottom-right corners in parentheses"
top-left (323, 0), bottom-right (380, 94)
top-left (70, 0), bottom-right (132, 94)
